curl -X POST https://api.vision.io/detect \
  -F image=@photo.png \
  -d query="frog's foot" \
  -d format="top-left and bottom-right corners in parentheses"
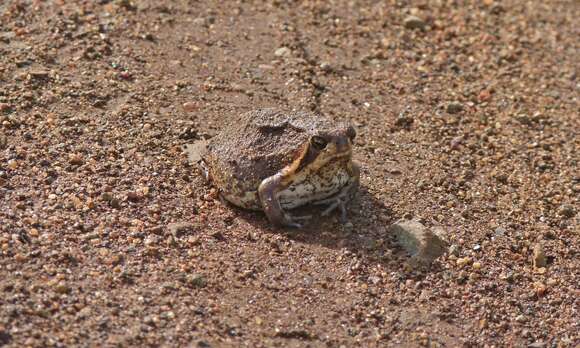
top-left (319, 194), bottom-right (349, 223)
top-left (314, 189), bottom-right (352, 223)
top-left (317, 161), bottom-right (360, 223)
top-left (283, 214), bottom-right (313, 229)
top-left (314, 182), bottom-right (358, 223)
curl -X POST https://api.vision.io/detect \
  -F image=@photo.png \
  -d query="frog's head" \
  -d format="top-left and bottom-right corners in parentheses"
top-left (283, 123), bottom-right (356, 176)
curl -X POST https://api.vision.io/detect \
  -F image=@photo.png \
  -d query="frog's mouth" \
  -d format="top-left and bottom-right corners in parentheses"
top-left (309, 143), bottom-right (352, 170)
top-left (283, 138), bottom-right (353, 178)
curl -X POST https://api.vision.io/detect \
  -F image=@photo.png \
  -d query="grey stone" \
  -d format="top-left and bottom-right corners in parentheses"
top-left (182, 140), bottom-right (208, 165)
top-left (494, 227), bottom-right (507, 237)
top-left (389, 219), bottom-right (448, 265)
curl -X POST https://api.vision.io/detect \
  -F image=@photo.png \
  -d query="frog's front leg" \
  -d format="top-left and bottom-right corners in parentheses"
top-left (258, 173), bottom-right (309, 228)
top-left (316, 161), bottom-right (360, 222)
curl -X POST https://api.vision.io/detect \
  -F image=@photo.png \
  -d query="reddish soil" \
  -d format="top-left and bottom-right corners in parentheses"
top-left (0, 1), bottom-right (578, 347)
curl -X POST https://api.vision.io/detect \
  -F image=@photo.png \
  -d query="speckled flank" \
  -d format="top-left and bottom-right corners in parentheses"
top-left (220, 156), bottom-right (355, 211)
top-left (222, 191), bottom-right (261, 211)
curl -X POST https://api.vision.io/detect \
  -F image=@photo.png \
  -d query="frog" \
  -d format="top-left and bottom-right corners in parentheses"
top-left (198, 108), bottom-right (360, 228)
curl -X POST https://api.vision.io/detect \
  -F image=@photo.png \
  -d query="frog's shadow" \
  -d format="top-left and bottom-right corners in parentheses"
top-left (234, 186), bottom-right (424, 271)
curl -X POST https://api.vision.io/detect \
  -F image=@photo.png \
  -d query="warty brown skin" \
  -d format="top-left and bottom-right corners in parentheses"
top-left (200, 108), bottom-right (360, 227)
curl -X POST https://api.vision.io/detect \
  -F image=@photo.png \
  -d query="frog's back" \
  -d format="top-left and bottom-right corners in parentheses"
top-left (202, 108), bottom-right (313, 193)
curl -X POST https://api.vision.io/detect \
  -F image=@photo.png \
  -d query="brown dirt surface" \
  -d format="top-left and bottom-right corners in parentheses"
top-left (1, 1), bottom-right (578, 347)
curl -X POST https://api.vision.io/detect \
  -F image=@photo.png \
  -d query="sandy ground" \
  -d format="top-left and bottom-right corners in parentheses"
top-left (0, 1), bottom-right (578, 347)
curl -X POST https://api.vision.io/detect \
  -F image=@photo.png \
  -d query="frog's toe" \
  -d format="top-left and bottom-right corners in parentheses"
top-left (285, 221), bottom-right (303, 229)
top-left (339, 205), bottom-right (348, 223)
top-left (321, 198), bottom-right (348, 222)
top-left (321, 199), bottom-right (339, 216)
top-left (283, 214), bottom-right (312, 228)
top-left (292, 214), bottom-right (313, 221)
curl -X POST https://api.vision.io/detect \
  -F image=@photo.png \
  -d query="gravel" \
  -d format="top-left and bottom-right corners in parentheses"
top-left (0, 0), bottom-right (578, 347)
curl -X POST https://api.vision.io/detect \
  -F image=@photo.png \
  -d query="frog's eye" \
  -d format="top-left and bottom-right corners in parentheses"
top-left (311, 136), bottom-right (328, 151)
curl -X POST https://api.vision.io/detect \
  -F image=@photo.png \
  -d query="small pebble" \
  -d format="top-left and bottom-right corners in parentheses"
top-left (140, 186), bottom-right (150, 196)
top-left (7, 159), bottom-right (18, 169)
top-left (55, 283), bottom-right (71, 294)
top-left (320, 62), bottom-right (333, 72)
top-left (532, 243), bottom-right (547, 268)
top-left (69, 154), bottom-right (84, 165)
top-left (187, 274), bottom-right (207, 288)
top-left (29, 70), bottom-right (49, 78)
top-left (557, 204), bottom-right (576, 218)
top-left (534, 282), bottom-right (547, 297)
top-left (118, 71), bottom-right (132, 80)
top-left (403, 16), bottom-right (426, 30)
top-left (274, 47), bottom-right (291, 57)
top-left (168, 222), bottom-right (195, 237)
top-left (14, 253), bottom-right (27, 262)
top-left (110, 198), bottom-right (121, 209)
top-left (126, 191), bottom-right (141, 202)
top-left (478, 90), bottom-right (492, 102)
top-left (456, 257), bottom-right (471, 267)
top-left (494, 227), bottom-right (507, 237)
top-left (528, 342), bottom-right (547, 348)
top-left (183, 102), bottom-right (198, 112)
top-left (446, 101), bottom-right (464, 114)
top-left (468, 272), bottom-right (479, 282)
top-left (192, 17), bottom-right (206, 26)
top-left (448, 244), bottom-right (460, 257)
